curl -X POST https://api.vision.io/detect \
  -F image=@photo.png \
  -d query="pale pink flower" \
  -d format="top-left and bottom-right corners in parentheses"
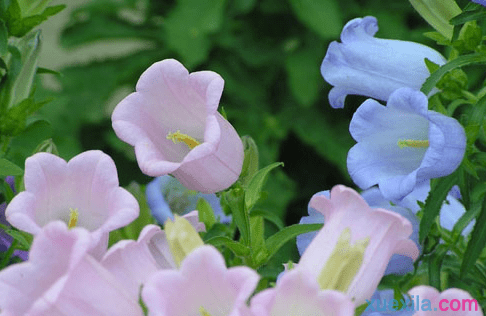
top-left (5, 150), bottom-right (139, 258)
top-left (101, 211), bottom-right (205, 298)
top-left (408, 286), bottom-right (483, 316)
top-left (297, 185), bottom-right (419, 306)
top-left (112, 59), bottom-right (244, 193)
top-left (250, 268), bottom-right (355, 316)
top-left (142, 245), bottom-right (259, 316)
top-left (0, 221), bottom-right (144, 316)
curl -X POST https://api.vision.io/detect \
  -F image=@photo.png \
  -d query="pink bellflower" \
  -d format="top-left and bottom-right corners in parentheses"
top-left (296, 185), bottom-right (419, 306)
top-left (0, 221), bottom-right (144, 316)
top-left (112, 59), bottom-right (244, 193)
top-left (142, 245), bottom-right (259, 316)
top-left (5, 150), bottom-right (139, 259)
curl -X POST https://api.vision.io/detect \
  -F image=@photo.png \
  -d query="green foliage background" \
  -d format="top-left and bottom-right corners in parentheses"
top-left (33, 0), bottom-right (457, 225)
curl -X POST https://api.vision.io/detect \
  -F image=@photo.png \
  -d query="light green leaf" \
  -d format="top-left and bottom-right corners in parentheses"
top-left (244, 162), bottom-right (283, 211)
top-left (196, 197), bottom-right (216, 230)
top-left (264, 223), bottom-right (322, 264)
top-left (0, 158), bottom-right (23, 176)
top-left (205, 236), bottom-right (251, 256)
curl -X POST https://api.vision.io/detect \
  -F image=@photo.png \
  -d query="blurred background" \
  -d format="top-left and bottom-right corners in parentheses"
top-left (18, 0), bottom-right (469, 229)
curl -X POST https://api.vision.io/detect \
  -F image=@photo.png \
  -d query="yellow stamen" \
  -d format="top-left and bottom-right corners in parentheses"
top-left (317, 228), bottom-right (369, 292)
top-left (199, 306), bottom-right (211, 316)
top-left (68, 208), bottom-right (79, 229)
top-left (397, 139), bottom-right (429, 149)
top-left (166, 130), bottom-right (201, 149)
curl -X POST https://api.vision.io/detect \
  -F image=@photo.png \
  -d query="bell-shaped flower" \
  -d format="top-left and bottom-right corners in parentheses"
top-left (112, 59), bottom-right (244, 193)
top-left (0, 221), bottom-right (144, 316)
top-left (142, 245), bottom-right (259, 316)
top-left (102, 212), bottom-right (206, 298)
top-left (408, 286), bottom-right (483, 316)
top-left (321, 16), bottom-right (446, 108)
top-left (146, 175), bottom-right (231, 225)
top-left (297, 185), bottom-right (419, 306)
top-left (347, 87), bottom-right (466, 202)
top-left (297, 188), bottom-right (420, 276)
top-left (250, 268), bottom-right (354, 316)
top-left (5, 150), bottom-right (139, 258)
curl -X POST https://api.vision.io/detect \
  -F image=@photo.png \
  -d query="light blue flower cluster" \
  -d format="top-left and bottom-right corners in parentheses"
top-left (298, 15), bottom-right (469, 315)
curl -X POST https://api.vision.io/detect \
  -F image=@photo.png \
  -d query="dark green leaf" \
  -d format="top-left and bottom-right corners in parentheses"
top-left (450, 10), bottom-right (486, 25)
top-left (250, 209), bottom-right (284, 230)
top-left (0, 19), bottom-right (7, 55)
top-left (9, 5), bottom-right (65, 37)
top-left (205, 236), bottom-right (251, 256)
top-left (264, 223), bottom-right (322, 264)
top-left (221, 187), bottom-right (250, 245)
top-left (288, 0), bottom-right (342, 39)
top-left (421, 53), bottom-right (486, 95)
top-left (36, 67), bottom-right (61, 76)
top-left (3, 228), bottom-right (32, 250)
top-left (419, 171), bottom-right (458, 243)
top-left (461, 196), bottom-right (486, 278)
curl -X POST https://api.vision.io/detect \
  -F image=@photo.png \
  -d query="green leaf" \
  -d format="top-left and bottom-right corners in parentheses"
top-left (9, 5), bottom-right (65, 37)
top-left (423, 31), bottom-right (451, 45)
top-left (419, 171), bottom-right (459, 243)
top-left (264, 223), bottom-right (322, 264)
top-left (453, 202), bottom-right (481, 238)
top-left (36, 67), bottom-right (61, 76)
top-left (450, 9), bottom-right (486, 25)
top-left (221, 187), bottom-right (250, 245)
top-left (0, 158), bottom-right (23, 176)
top-left (288, 0), bottom-right (342, 39)
top-left (249, 215), bottom-right (268, 267)
top-left (164, 0), bottom-right (227, 66)
top-left (285, 48), bottom-right (322, 107)
top-left (0, 20), bottom-right (7, 55)
top-left (196, 197), bottom-right (216, 230)
top-left (428, 244), bottom-right (449, 290)
top-left (204, 236), bottom-right (251, 256)
top-left (421, 53), bottom-right (486, 95)
top-left (244, 162), bottom-right (283, 211)
top-left (239, 135), bottom-right (259, 186)
top-left (250, 209), bottom-right (284, 230)
top-left (461, 196), bottom-right (486, 278)
top-left (3, 228), bottom-right (32, 250)
top-left (424, 58), bottom-right (440, 73)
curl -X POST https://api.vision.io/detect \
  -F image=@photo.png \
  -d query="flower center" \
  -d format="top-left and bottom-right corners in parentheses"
top-left (166, 130), bottom-right (201, 149)
top-left (199, 306), bottom-right (212, 316)
top-left (317, 228), bottom-right (369, 293)
top-left (397, 139), bottom-right (429, 149)
top-left (68, 208), bottom-right (79, 229)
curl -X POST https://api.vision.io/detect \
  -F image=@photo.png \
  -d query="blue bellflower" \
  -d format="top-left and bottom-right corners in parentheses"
top-left (146, 175), bottom-right (231, 225)
top-left (347, 88), bottom-right (466, 202)
top-left (472, 0), bottom-right (486, 6)
top-left (321, 16), bottom-right (446, 108)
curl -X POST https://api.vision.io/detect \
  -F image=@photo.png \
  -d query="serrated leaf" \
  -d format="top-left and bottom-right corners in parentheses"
top-left (244, 162), bottom-right (283, 211)
top-left (205, 236), bottom-right (251, 256)
top-left (461, 196), bottom-right (486, 278)
top-left (0, 158), bottom-right (23, 176)
top-left (264, 223), bottom-right (322, 264)
top-left (288, 0), bottom-right (342, 39)
top-left (419, 171), bottom-right (459, 243)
